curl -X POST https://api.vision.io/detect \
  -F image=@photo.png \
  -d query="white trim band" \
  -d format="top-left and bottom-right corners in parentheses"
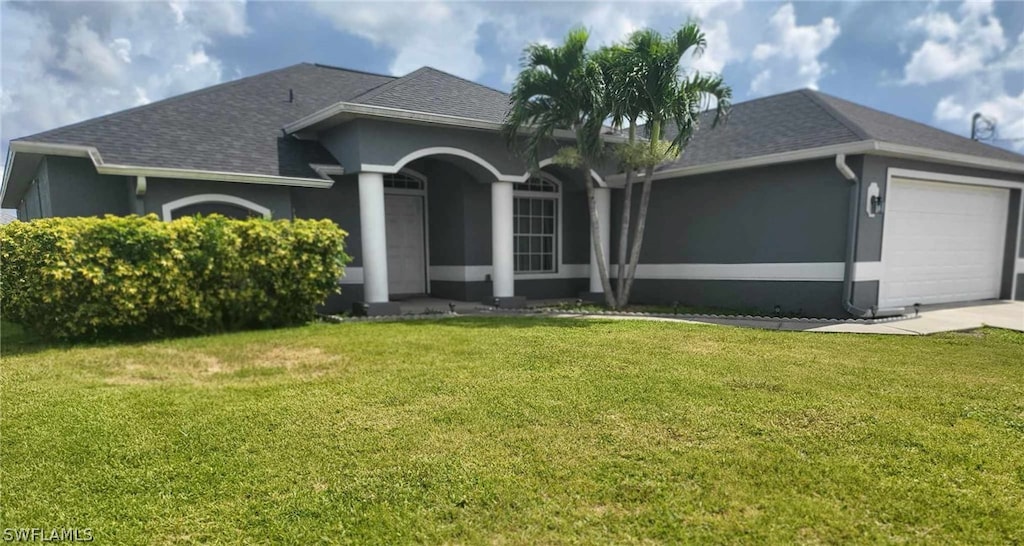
top-left (421, 262), bottom-right (883, 283)
top-left (339, 267), bottom-right (364, 285)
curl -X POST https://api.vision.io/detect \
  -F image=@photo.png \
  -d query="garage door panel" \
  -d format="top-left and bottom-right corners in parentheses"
top-left (879, 178), bottom-right (1008, 308)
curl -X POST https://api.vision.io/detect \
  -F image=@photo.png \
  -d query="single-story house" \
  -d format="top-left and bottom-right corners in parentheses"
top-left (3, 63), bottom-right (1022, 317)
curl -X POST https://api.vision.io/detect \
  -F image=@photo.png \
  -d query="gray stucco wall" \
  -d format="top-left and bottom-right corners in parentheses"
top-left (35, 157), bottom-right (130, 217)
top-left (611, 158), bottom-right (850, 263)
top-left (141, 178), bottom-right (293, 221)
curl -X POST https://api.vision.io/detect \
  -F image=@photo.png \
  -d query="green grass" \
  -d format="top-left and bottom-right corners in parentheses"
top-left (2, 318), bottom-right (1023, 544)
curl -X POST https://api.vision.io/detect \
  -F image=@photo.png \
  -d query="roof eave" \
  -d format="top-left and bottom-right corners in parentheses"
top-left (604, 140), bottom-right (1024, 185)
top-left (3, 141), bottom-right (339, 197)
top-left (283, 101), bottom-right (630, 144)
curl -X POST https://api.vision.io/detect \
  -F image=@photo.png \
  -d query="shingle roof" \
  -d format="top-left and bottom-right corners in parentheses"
top-left (349, 66), bottom-right (510, 123)
top-left (656, 88), bottom-right (1023, 172)
top-left (810, 90), bottom-right (1024, 163)
top-left (17, 63), bottom-right (395, 179)
top-left (16, 64), bottom-right (1020, 181)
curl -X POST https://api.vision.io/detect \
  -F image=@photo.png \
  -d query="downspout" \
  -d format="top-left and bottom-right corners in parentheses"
top-left (835, 154), bottom-right (905, 319)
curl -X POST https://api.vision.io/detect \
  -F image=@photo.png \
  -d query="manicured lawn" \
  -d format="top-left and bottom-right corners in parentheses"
top-left (1, 318), bottom-right (1022, 544)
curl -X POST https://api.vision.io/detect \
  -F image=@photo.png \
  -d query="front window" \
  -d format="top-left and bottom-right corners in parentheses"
top-left (514, 176), bottom-right (558, 273)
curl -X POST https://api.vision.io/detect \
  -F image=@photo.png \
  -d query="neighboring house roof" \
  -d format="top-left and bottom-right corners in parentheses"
top-left (14, 63), bottom-right (395, 180)
top-left (654, 89), bottom-right (1023, 175)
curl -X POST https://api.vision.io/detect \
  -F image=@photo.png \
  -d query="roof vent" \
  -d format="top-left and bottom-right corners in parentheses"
top-left (288, 89), bottom-right (294, 103)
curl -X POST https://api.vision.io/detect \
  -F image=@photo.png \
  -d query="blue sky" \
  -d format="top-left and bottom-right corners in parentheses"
top-left (2, 0), bottom-right (1023, 161)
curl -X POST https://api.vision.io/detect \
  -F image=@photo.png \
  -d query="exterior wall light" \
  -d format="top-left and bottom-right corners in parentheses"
top-left (866, 182), bottom-right (883, 217)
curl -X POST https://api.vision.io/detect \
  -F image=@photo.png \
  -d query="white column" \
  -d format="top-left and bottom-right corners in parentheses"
top-left (590, 187), bottom-right (611, 293)
top-left (358, 172), bottom-right (390, 303)
top-left (491, 181), bottom-right (515, 298)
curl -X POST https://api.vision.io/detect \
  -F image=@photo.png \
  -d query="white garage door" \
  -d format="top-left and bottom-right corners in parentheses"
top-left (879, 178), bottom-right (1009, 308)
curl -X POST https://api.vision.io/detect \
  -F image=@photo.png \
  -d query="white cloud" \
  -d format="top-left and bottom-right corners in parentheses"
top-left (311, 2), bottom-right (489, 79)
top-left (902, 0), bottom-right (1007, 84)
top-left (1, 1), bottom-right (246, 151)
top-left (748, 3), bottom-right (840, 94)
top-left (900, 1), bottom-right (1023, 150)
top-left (689, 18), bottom-right (735, 74)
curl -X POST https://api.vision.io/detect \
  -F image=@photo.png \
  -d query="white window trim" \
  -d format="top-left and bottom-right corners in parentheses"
top-left (513, 172), bottom-right (562, 275)
top-left (161, 194), bottom-right (272, 221)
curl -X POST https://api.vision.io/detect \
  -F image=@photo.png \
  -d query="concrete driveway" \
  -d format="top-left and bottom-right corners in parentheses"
top-left (802, 300), bottom-right (1024, 335)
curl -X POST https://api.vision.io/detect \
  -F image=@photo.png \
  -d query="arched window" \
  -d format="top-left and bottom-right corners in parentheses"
top-left (383, 171), bottom-right (425, 191)
top-left (513, 175), bottom-right (560, 273)
top-left (161, 194), bottom-right (271, 221)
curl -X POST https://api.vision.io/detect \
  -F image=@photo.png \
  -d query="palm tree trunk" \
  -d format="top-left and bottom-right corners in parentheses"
top-left (614, 169), bottom-right (635, 307)
top-left (620, 164), bottom-right (654, 306)
top-left (582, 163), bottom-right (616, 308)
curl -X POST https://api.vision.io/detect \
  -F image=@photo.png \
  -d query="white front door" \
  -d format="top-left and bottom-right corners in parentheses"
top-left (878, 178), bottom-right (1009, 307)
top-left (385, 193), bottom-right (426, 295)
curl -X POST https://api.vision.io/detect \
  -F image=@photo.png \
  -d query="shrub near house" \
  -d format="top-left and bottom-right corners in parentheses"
top-left (0, 215), bottom-right (350, 340)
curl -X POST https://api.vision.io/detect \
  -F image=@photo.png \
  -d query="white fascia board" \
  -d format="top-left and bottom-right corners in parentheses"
top-left (8, 141), bottom-right (336, 189)
top-left (283, 101), bottom-right (629, 144)
top-left (872, 142), bottom-right (1024, 175)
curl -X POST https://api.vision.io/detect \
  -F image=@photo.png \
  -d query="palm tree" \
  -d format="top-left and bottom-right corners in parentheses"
top-left (503, 28), bottom-right (617, 307)
top-left (616, 24), bottom-right (732, 307)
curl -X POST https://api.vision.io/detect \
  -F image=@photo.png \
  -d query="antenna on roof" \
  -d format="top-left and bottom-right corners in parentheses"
top-left (970, 112), bottom-right (995, 141)
top-left (289, 89), bottom-right (294, 103)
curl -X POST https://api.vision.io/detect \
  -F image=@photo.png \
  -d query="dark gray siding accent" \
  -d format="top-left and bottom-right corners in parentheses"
top-left (1002, 190), bottom-right (1021, 299)
top-left (629, 279), bottom-right (848, 318)
top-left (141, 177), bottom-right (293, 221)
top-left (517, 278), bottom-right (588, 300)
top-left (850, 281), bottom-right (879, 312)
top-left (561, 182), bottom-right (590, 265)
top-left (41, 157), bottom-right (129, 217)
top-left (611, 158), bottom-right (850, 263)
top-left (462, 175), bottom-right (492, 266)
top-left (322, 284), bottom-right (365, 315)
top-left (430, 280), bottom-right (490, 302)
top-left (1017, 275), bottom-right (1024, 301)
top-left (415, 157), bottom-right (492, 268)
top-left (855, 155), bottom-right (1024, 262)
top-left (291, 174), bottom-right (361, 265)
top-left (420, 159), bottom-right (474, 266)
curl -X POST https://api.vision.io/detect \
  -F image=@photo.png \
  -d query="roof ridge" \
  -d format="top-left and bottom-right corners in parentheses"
top-left (17, 63), bottom-right (310, 142)
top-left (348, 67), bottom-right (432, 104)
top-left (799, 89), bottom-right (872, 141)
top-left (418, 66), bottom-right (510, 97)
top-left (309, 62), bottom-right (397, 80)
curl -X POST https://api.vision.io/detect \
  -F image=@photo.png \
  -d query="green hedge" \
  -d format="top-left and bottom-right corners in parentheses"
top-left (0, 214), bottom-right (350, 340)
